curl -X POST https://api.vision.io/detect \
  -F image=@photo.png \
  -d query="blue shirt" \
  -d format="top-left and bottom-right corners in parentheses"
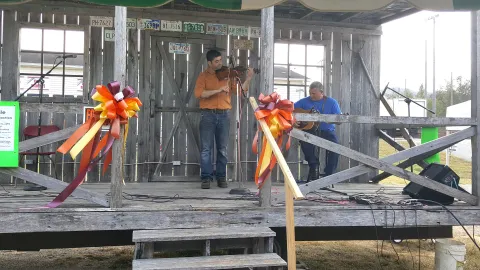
top-left (294, 96), bottom-right (341, 131)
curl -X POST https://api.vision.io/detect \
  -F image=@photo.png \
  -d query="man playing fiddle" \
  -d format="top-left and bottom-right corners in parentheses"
top-left (294, 81), bottom-right (341, 182)
top-left (194, 49), bottom-right (254, 189)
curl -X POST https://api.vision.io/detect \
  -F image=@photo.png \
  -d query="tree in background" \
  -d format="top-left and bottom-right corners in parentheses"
top-left (427, 76), bottom-right (471, 117)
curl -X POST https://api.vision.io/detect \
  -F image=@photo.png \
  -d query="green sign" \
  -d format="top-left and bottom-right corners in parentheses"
top-left (184, 22), bottom-right (205, 33)
top-left (0, 101), bottom-right (19, 167)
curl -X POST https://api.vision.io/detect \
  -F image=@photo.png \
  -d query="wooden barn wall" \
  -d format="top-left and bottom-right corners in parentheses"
top-left (0, 8), bottom-right (381, 184)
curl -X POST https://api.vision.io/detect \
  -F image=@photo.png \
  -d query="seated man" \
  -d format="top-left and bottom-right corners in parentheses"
top-left (294, 81), bottom-right (341, 182)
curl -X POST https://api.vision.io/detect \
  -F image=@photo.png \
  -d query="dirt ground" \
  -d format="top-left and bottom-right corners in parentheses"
top-left (0, 227), bottom-right (478, 270)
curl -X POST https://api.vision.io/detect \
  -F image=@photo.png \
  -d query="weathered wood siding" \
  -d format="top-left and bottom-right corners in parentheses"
top-left (0, 8), bottom-right (381, 184)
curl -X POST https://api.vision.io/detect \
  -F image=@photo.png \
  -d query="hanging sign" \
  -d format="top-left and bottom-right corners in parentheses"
top-left (183, 22), bottom-right (205, 33)
top-left (161, 20), bottom-right (182, 32)
top-left (137, 19), bottom-right (160, 30)
top-left (169, 42), bottom-right (191, 54)
top-left (90, 16), bottom-right (113, 28)
top-left (206, 23), bottom-right (228, 35)
top-left (228, 25), bottom-right (249, 37)
top-left (0, 101), bottom-right (19, 167)
top-left (127, 18), bottom-right (137, 29)
top-left (249, 27), bottom-right (261, 38)
top-left (233, 39), bottom-right (254, 50)
top-left (104, 29), bottom-right (115, 42)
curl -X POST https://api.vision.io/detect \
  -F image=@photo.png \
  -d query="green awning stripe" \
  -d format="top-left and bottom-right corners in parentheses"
top-left (453, 0), bottom-right (480, 10)
top-left (190, 0), bottom-right (243, 10)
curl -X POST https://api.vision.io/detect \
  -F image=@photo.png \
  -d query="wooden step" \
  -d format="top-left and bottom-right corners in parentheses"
top-left (132, 253), bottom-right (287, 270)
top-left (133, 227), bottom-right (275, 242)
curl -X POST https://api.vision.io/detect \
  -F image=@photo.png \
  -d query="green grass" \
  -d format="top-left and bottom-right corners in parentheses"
top-left (379, 140), bottom-right (471, 185)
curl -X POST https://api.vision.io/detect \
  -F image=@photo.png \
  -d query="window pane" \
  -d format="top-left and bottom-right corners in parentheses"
top-left (289, 86), bottom-right (306, 103)
top-left (43, 53), bottom-right (66, 74)
top-left (66, 30), bottom-right (84, 53)
top-left (273, 85), bottom-right (288, 101)
top-left (65, 55), bottom-right (85, 76)
top-left (289, 44), bottom-right (305, 65)
top-left (274, 43), bottom-right (288, 64)
top-left (19, 75), bottom-right (50, 97)
top-left (307, 45), bottom-right (324, 65)
top-left (274, 65), bottom-right (288, 85)
top-left (289, 65), bottom-right (306, 86)
top-left (20, 28), bottom-right (42, 51)
top-left (306, 66), bottom-right (324, 86)
top-left (44, 29), bottom-right (64, 52)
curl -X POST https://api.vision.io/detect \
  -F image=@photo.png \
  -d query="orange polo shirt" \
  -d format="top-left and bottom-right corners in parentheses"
top-left (194, 68), bottom-right (247, 110)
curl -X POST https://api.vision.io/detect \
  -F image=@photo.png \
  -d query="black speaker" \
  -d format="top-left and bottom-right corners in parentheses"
top-left (403, 163), bottom-right (460, 205)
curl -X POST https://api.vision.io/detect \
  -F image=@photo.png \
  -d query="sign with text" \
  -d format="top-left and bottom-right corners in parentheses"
top-left (104, 29), bottom-right (115, 42)
top-left (233, 39), bottom-right (254, 50)
top-left (249, 27), bottom-right (261, 38)
top-left (90, 16), bottom-right (113, 28)
top-left (169, 42), bottom-right (191, 54)
top-left (183, 22), bottom-right (205, 33)
top-left (228, 25), bottom-right (249, 37)
top-left (84, 106), bottom-right (109, 131)
top-left (161, 20), bottom-right (182, 32)
top-left (127, 18), bottom-right (137, 29)
top-left (206, 23), bottom-right (228, 35)
top-left (137, 19), bottom-right (160, 30)
top-left (0, 101), bottom-right (19, 167)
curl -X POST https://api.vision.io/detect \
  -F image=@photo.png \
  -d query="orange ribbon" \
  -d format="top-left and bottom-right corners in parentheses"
top-left (47, 81), bottom-right (142, 208)
top-left (252, 92), bottom-right (294, 189)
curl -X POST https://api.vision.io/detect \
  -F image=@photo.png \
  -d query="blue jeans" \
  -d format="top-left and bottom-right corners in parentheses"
top-left (199, 110), bottom-right (230, 180)
top-left (300, 129), bottom-right (339, 176)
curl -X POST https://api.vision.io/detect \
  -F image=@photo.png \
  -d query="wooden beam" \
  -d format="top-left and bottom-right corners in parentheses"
top-left (1, 10), bottom-right (19, 101)
top-left (19, 125), bottom-right (80, 152)
top-left (357, 52), bottom-right (380, 99)
top-left (110, 6), bottom-right (127, 208)
top-left (273, 127), bottom-right (475, 204)
top-left (259, 7), bottom-right (275, 207)
top-left (378, 129), bottom-right (428, 168)
top-left (20, 103), bottom-right (84, 114)
top-left (0, 167), bottom-right (108, 207)
top-left (0, 1), bottom-right (383, 34)
top-left (378, 8), bottom-right (419, 25)
top-left (370, 140), bottom-right (457, 183)
top-left (285, 186), bottom-right (296, 270)
top-left (294, 114), bottom-right (476, 127)
top-left (2, 205), bottom-right (480, 234)
top-left (472, 11), bottom-right (480, 206)
top-left (289, 128), bottom-right (477, 205)
top-left (336, 13), bottom-right (361, 22)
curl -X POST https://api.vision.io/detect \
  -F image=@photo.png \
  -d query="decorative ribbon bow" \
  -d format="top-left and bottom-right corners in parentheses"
top-left (46, 81), bottom-right (142, 208)
top-left (252, 92), bottom-right (294, 189)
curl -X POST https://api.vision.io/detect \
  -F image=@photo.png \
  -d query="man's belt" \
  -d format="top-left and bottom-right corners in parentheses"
top-left (201, 108), bottom-right (230, 114)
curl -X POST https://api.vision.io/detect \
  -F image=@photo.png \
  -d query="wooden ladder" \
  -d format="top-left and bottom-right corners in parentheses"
top-left (132, 227), bottom-right (287, 270)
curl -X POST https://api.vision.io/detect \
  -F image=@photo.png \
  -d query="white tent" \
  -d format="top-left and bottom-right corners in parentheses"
top-left (446, 100), bottom-right (471, 131)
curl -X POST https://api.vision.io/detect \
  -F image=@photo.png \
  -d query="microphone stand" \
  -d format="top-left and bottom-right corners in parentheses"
top-left (19, 56), bottom-right (67, 191)
top-left (229, 56), bottom-right (250, 195)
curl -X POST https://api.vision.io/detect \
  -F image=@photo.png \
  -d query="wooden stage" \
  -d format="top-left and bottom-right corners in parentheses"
top-left (1, 182), bottom-right (479, 235)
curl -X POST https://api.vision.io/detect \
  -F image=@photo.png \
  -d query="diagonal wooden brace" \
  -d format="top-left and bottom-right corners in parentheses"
top-left (0, 167), bottom-right (109, 207)
top-left (19, 125), bottom-right (80, 152)
top-left (290, 128), bottom-right (477, 205)
top-left (272, 127), bottom-right (475, 204)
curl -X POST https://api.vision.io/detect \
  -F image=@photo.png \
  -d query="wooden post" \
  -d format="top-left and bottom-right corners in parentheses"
top-left (110, 6), bottom-right (127, 208)
top-left (1, 10), bottom-right (19, 101)
top-left (259, 6), bottom-right (275, 207)
top-left (472, 11), bottom-right (480, 205)
top-left (285, 186), bottom-right (296, 270)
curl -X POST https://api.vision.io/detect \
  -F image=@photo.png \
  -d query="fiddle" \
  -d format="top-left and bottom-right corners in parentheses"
top-left (216, 66), bottom-right (260, 81)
